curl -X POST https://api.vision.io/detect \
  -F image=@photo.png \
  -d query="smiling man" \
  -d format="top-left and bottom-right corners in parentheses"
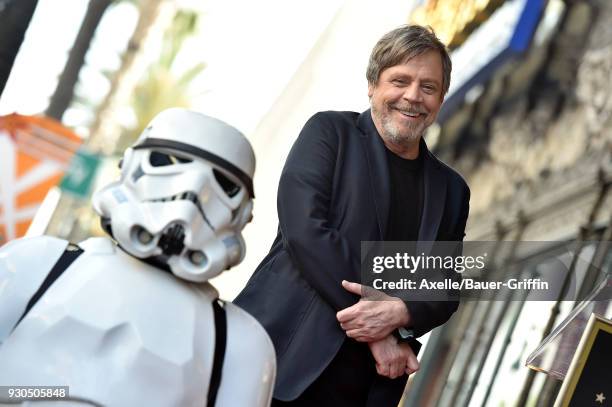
top-left (235, 25), bottom-right (470, 406)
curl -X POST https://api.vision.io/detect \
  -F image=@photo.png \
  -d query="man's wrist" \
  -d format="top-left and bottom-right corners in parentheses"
top-left (391, 298), bottom-right (411, 329)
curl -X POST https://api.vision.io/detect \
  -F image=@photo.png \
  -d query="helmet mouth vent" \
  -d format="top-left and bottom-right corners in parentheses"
top-left (158, 224), bottom-right (186, 256)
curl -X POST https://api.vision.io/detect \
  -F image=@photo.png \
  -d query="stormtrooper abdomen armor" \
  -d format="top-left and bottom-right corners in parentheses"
top-left (0, 236), bottom-right (276, 406)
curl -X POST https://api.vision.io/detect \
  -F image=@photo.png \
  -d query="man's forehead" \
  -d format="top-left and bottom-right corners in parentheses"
top-left (398, 49), bottom-right (442, 67)
top-left (386, 53), bottom-right (443, 80)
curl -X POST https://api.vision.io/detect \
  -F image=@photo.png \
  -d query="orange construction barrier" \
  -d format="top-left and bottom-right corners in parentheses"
top-left (0, 113), bottom-right (82, 244)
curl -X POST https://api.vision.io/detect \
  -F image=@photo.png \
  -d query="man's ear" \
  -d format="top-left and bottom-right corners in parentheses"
top-left (368, 82), bottom-right (374, 98)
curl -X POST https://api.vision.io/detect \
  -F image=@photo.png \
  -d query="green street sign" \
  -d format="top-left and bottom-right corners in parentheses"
top-left (60, 149), bottom-right (101, 198)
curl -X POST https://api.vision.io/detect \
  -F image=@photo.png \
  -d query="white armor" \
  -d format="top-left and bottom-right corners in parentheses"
top-left (0, 109), bottom-right (275, 406)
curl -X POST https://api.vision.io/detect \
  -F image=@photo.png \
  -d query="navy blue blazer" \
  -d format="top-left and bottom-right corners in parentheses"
top-left (234, 109), bottom-right (470, 401)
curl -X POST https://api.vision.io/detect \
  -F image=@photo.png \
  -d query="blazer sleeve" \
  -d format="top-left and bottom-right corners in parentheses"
top-left (405, 184), bottom-right (470, 338)
top-left (277, 113), bottom-right (360, 311)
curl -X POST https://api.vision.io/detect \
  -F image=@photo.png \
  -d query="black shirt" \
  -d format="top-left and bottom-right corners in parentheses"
top-left (384, 145), bottom-right (424, 242)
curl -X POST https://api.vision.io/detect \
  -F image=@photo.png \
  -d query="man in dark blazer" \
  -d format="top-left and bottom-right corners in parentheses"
top-left (234, 25), bottom-right (470, 406)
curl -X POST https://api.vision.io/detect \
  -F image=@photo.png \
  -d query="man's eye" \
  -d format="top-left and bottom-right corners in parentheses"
top-left (422, 85), bottom-right (436, 94)
top-left (392, 79), bottom-right (406, 86)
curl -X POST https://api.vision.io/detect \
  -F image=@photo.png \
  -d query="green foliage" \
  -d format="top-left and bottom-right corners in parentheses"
top-left (120, 9), bottom-right (205, 149)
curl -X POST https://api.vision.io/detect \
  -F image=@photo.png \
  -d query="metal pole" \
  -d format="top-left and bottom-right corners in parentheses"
top-left (457, 214), bottom-right (530, 407)
top-left (478, 266), bottom-right (535, 406)
top-left (445, 214), bottom-right (528, 407)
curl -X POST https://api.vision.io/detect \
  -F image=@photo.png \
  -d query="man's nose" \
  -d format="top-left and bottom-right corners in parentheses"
top-left (402, 82), bottom-right (423, 103)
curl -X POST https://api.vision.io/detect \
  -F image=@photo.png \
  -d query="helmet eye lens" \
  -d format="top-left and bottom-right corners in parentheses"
top-left (149, 151), bottom-right (192, 167)
top-left (214, 169), bottom-right (241, 198)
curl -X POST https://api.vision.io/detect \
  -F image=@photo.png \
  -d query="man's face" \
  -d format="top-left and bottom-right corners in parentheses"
top-left (368, 50), bottom-right (445, 146)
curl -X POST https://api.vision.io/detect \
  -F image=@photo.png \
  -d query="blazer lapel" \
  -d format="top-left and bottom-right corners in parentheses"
top-left (418, 140), bottom-right (447, 242)
top-left (357, 110), bottom-right (390, 239)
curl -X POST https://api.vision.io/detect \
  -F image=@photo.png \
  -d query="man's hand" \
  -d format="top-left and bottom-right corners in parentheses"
top-left (368, 335), bottom-right (419, 379)
top-left (336, 280), bottom-right (410, 342)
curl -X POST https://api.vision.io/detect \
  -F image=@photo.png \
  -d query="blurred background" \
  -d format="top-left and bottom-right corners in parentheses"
top-left (0, 0), bottom-right (611, 405)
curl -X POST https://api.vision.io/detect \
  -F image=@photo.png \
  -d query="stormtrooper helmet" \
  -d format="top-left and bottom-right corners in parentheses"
top-left (93, 108), bottom-right (255, 282)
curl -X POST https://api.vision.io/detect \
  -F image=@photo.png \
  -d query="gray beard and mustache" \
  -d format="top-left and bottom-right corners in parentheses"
top-left (371, 103), bottom-right (428, 145)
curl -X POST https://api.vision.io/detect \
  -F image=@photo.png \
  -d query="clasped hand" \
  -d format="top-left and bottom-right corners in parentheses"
top-left (368, 335), bottom-right (419, 379)
top-left (336, 280), bottom-right (419, 378)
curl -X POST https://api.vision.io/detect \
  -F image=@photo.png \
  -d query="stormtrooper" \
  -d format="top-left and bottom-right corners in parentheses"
top-left (0, 108), bottom-right (276, 406)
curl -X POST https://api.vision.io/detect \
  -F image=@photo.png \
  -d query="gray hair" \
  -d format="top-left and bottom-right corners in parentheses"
top-left (366, 25), bottom-right (452, 95)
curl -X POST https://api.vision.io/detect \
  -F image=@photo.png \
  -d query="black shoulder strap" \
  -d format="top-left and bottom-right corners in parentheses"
top-left (12, 244), bottom-right (84, 332)
top-left (207, 299), bottom-right (227, 406)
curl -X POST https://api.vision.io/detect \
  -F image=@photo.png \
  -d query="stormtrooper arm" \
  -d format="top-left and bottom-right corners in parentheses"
top-left (0, 236), bottom-right (69, 344)
top-left (216, 302), bottom-right (276, 406)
